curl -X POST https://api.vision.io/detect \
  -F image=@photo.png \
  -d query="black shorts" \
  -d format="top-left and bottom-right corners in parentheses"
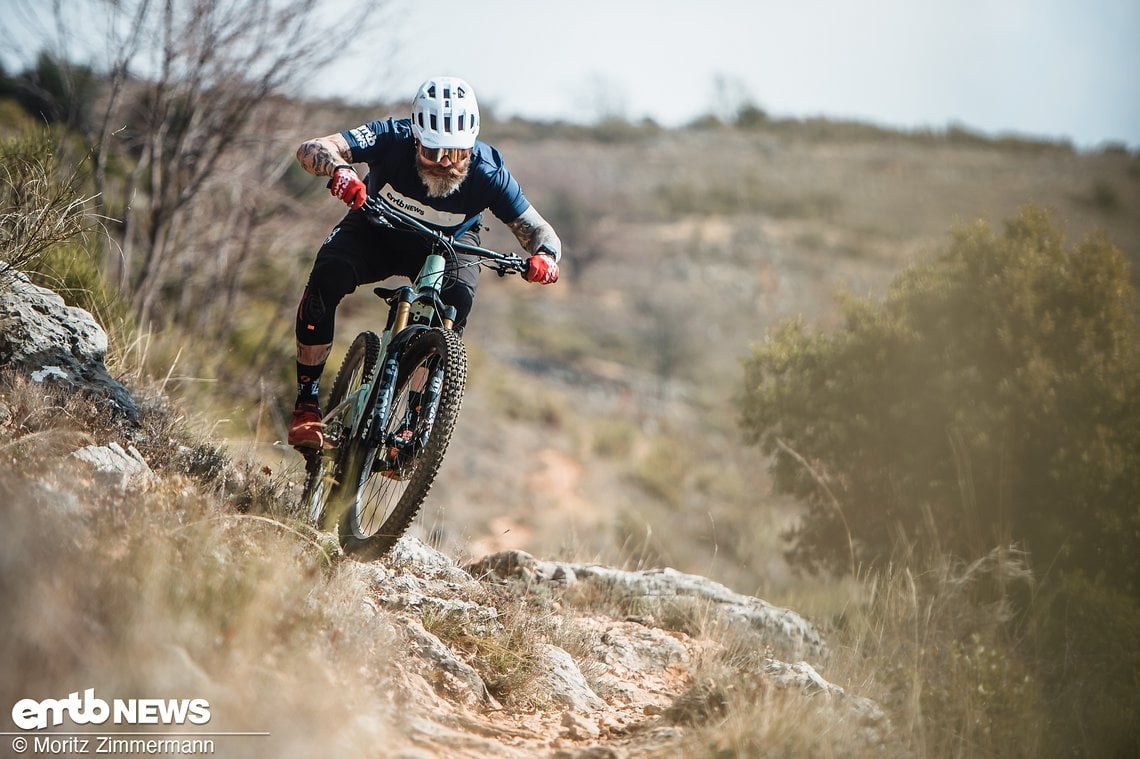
top-left (298, 209), bottom-right (482, 342)
top-left (317, 208), bottom-right (482, 298)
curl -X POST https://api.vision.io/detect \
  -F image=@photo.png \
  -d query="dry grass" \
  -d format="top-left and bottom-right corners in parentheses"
top-left (417, 571), bottom-right (609, 711)
top-left (665, 670), bottom-right (885, 758)
top-left (0, 129), bottom-right (96, 288)
top-left (419, 583), bottom-right (550, 707)
top-left (545, 540), bottom-right (1046, 758)
top-left (757, 548), bottom-right (1043, 758)
top-left (0, 376), bottom-right (405, 755)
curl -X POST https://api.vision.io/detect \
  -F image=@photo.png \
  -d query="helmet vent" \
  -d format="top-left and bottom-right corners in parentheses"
top-left (411, 76), bottom-right (479, 148)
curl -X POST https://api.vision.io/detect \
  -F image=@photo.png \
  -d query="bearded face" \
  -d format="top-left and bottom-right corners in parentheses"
top-left (415, 150), bottom-right (470, 198)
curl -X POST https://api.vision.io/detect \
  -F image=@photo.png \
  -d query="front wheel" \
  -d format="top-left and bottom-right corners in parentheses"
top-left (339, 328), bottom-right (467, 560)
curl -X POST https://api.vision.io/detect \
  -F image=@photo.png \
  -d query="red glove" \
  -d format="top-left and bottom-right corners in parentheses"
top-left (329, 165), bottom-right (366, 209)
top-left (525, 254), bottom-right (559, 284)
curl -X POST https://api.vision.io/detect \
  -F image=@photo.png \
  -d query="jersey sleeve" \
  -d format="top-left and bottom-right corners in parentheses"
top-left (489, 173), bottom-right (529, 223)
top-left (483, 162), bottom-right (530, 223)
top-left (341, 119), bottom-right (399, 163)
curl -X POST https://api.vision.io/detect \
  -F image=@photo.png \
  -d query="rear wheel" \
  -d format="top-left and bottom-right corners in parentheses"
top-left (300, 331), bottom-right (381, 530)
top-left (339, 328), bottom-right (467, 560)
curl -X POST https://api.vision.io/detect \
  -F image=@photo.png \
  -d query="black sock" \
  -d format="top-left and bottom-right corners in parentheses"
top-left (296, 362), bottom-right (324, 407)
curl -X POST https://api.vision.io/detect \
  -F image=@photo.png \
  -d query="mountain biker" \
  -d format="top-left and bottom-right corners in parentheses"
top-left (288, 76), bottom-right (562, 449)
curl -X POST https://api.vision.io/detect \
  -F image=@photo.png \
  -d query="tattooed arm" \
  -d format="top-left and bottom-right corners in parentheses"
top-left (296, 133), bottom-right (354, 177)
top-left (507, 205), bottom-right (562, 262)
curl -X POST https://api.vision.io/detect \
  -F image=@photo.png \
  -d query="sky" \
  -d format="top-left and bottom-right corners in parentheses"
top-left (335, 0), bottom-right (1140, 149)
top-left (1, 0), bottom-right (1136, 149)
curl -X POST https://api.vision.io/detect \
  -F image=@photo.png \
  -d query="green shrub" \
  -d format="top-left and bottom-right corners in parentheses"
top-left (2, 53), bottom-right (99, 134)
top-left (0, 98), bottom-right (37, 136)
top-left (1078, 178), bottom-right (1120, 213)
top-left (740, 205), bottom-right (1140, 590)
top-left (0, 127), bottom-right (93, 285)
top-left (830, 548), bottom-right (1044, 758)
top-left (590, 416), bottom-right (636, 458)
top-left (631, 434), bottom-right (686, 509)
top-left (1028, 572), bottom-right (1140, 756)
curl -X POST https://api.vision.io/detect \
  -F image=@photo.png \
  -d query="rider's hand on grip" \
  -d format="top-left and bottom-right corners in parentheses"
top-left (328, 165), bottom-right (366, 209)
top-left (524, 254), bottom-right (559, 284)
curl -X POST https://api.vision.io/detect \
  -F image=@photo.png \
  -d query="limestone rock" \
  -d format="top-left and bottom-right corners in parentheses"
top-left (535, 644), bottom-right (606, 712)
top-left (0, 271), bottom-right (138, 423)
top-left (400, 618), bottom-right (501, 708)
top-left (71, 442), bottom-right (156, 491)
top-left (466, 549), bottom-right (826, 660)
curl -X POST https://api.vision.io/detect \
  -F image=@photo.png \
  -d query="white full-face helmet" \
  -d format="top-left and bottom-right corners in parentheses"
top-left (411, 76), bottom-right (480, 149)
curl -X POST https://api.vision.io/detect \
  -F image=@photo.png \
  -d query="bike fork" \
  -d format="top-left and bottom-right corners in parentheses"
top-left (418, 364), bottom-right (445, 434)
top-left (366, 354), bottom-right (400, 446)
top-left (391, 363), bottom-right (443, 446)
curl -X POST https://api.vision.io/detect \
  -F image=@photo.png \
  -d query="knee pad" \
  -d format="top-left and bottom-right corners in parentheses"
top-left (297, 257), bottom-right (357, 343)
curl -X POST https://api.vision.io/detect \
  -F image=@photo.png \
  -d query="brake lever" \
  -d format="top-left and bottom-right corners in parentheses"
top-left (361, 199), bottom-right (394, 228)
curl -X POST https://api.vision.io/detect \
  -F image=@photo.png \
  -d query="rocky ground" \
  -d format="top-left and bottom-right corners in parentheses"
top-left (3, 271), bottom-right (890, 757)
top-left (301, 537), bottom-right (889, 758)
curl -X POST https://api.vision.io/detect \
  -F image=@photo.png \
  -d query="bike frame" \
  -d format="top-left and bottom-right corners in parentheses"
top-left (325, 255), bottom-right (448, 444)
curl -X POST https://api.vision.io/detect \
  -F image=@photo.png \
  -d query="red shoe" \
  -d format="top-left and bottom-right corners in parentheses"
top-left (288, 402), bottom-right (324, 450)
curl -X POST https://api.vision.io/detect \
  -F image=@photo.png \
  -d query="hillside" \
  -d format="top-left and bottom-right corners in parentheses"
top-left (4, 100), bottom-right (1138, 756)
top-left (246, 113), bottom-right (1138, 597)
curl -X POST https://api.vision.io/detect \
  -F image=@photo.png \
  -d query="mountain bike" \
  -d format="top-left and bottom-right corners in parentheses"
top-left (300, 195), bottom-right (528, 560)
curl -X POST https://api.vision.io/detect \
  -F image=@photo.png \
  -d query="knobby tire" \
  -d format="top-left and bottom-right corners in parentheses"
top-left (339, 327), bottom-right (467, 561)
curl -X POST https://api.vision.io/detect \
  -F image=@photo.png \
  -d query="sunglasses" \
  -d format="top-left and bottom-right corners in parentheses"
top-left (418, 144), bottom-right (472, 163)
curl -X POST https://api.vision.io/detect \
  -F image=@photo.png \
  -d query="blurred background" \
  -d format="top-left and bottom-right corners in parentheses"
top-left (2, 1), bottom-right (1138, 754)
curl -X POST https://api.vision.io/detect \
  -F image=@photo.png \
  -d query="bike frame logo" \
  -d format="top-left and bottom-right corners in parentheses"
top-left (11, 689), bottom-right (211, 730)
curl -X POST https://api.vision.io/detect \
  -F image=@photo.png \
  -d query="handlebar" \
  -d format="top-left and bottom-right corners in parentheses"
top-left (360, 195), bottom-right (529, 277)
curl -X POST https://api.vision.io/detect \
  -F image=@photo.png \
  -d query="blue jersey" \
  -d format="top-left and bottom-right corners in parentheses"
top-left (341, 118), bottom-right (530, 235)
